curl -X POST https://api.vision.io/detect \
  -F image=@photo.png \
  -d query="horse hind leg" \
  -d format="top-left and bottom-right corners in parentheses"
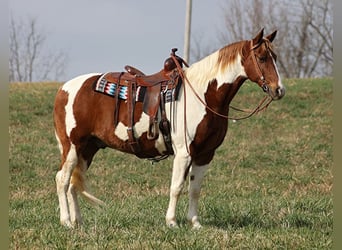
top-left (55, 143), bottom-right (78, 228)
top-left (69, 156), bottom-right (105, 217)
top-left (75, 138), bottom-right (106, 207)
top-left (66, 139), bottom-right (106, 226)
top-left (57, 147), bottom-right (105, 228)
top-left (67, 159), bottom-right (86, 226)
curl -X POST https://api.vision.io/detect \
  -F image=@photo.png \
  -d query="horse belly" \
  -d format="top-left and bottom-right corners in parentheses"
top-left (88, 103), bottom-right (167, 157)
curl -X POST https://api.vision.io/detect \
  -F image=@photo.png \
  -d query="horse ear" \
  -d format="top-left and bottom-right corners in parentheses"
top-left (252, 28), bottom-right (264, 48)
top-left (266, 30), bottom-right (277, 43)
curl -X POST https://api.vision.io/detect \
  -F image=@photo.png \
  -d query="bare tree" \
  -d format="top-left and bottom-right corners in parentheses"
top-left (191, 0), bottom-right (333, 78)
top-left (9, 16), bottom-right (67, 82)
top-left (220, 0), bottom-right (278, 42)
top-left (274, 0), bottom-right (333, 77)
top-left (302, 0), bottom-right (333, 76)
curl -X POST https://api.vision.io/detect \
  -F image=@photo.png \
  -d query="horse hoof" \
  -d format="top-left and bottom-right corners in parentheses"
top-left (188, 216), bottom-right (202, 229)
top-left (61, 220), bottom-right (73, 228)
top-left (192, 222), bottom-right (202, 230)
top-left (167, 221), bottom-right (179, 228)
top-left (71, 220), bottom-right (83, 228)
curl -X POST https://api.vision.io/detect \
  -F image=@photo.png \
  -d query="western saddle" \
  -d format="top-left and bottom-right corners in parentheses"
top-left (99, 48), bottom-right (188, 157)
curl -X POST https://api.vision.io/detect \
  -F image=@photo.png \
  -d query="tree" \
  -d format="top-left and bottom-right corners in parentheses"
top-left (191, 0), bottom-right (333, 78)
top-left (9, 16), bottom-right (67, 82)
top-left (300, 0), bottom-right (333, 76)
top-left (271, 0), bottom-right (333, 77)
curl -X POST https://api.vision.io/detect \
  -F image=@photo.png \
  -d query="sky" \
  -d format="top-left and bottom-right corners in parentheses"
top-left (9, 0), bottom-right (226, 81)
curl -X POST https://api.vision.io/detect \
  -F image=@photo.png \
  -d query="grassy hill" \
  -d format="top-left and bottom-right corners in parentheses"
top-left (9, 78), bottom-right (332, 249)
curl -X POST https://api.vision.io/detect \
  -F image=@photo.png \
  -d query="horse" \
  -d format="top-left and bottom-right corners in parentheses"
top-left (53, 28), bottom-right (285, 229)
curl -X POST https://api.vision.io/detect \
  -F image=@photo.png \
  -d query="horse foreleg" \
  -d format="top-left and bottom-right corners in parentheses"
top-left (187, 164), bottom-right (208, 229)
top-left (55, 144), bottom-right (78, 228)
top-left (166, 153), bottom-right (191, 227)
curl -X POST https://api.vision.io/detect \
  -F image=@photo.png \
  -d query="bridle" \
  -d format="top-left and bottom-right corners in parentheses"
top-left (248, 39), bottom-right (271, 94)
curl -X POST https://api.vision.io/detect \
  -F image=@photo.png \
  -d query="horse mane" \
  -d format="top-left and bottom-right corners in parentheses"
top-left (218, 39), bottom-right (276, 69)
top-left (184, 50), bottom-right (221, 89)
top-left (217, 41), bottom-right (246, 72)
top-left (184, 40), bottom-right (247, 88)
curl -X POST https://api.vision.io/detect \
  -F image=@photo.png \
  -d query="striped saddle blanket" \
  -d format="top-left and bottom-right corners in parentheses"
top-left (94, 73), bottom-right (180, 103)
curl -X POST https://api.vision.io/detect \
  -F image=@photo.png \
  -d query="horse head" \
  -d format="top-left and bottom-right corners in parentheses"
top-left (243, 28), bottom-right (285, 100)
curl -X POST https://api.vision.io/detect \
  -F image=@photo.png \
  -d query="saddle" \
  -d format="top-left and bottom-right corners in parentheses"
top-left (98, 48), bottom-right (188, 156)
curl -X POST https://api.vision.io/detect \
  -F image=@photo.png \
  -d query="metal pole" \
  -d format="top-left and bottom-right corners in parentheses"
top-left (184, 0), bottom-right (192, 63)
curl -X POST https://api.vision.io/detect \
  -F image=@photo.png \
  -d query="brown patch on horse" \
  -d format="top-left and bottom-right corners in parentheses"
top-left (189, 77), bottom-right (245, 166)
top-left (53, 88), bottom-right (71, 167)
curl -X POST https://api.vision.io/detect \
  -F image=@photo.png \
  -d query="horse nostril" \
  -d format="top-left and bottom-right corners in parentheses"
top-left (262, 84), bottom-right (269, 93)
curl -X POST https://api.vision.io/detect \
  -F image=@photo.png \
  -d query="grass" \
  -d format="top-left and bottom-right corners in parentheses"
top-left (9, 78), bottom-right (332, 249)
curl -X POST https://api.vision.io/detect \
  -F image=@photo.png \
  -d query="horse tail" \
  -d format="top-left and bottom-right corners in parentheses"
top-left (71, 167), bottom-right (106, 207)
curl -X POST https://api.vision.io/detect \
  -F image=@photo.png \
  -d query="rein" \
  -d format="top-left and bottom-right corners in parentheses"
top-left (229, 96), bottom-right (272, 120)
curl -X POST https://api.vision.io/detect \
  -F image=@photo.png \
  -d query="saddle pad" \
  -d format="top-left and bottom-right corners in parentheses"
top-left (94, 73), bottom-right (180, 103)
top-left (94, 75), bottom-right (145, 101)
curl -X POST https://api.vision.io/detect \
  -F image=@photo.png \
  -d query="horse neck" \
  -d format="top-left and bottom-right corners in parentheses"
top-left (184, 49), bottom-right (247, 106)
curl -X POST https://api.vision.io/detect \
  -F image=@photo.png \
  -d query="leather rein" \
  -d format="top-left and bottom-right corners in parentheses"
top-left (170, 41), bottom-right (273, 121)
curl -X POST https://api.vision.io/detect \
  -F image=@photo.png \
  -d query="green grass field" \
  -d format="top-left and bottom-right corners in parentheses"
top-left (9, 78), bottom-right (332, 249)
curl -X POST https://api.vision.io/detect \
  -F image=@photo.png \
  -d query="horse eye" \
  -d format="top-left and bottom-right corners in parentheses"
top-left (258, 56), bottom-right (267, 63)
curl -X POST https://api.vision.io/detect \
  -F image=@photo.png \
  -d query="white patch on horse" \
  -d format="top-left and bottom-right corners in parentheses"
top-left (185, 52), bottom-right (246, 91)
top-left (184, 51), bottom-right (220, 92)
top-left (114, 112), bottom-right (150, 140)
top-left (217, 54), bottom-right (247, 85)
top-left (114, 112), bottom-right (167, 153)
top-left (55, 130), bottom-right (63, 155)
top-left (114, 122), bottom-right (128, 140)
top-left (61, 73), bottom-right (100, 136)
top-left (154, 133), bottom-right (168, 153)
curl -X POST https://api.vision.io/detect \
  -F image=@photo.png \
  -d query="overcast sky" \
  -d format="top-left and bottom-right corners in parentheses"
top-left (9, 0), bottom-right (226, 81)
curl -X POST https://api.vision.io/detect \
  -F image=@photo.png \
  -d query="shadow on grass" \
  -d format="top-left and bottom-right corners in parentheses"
top-left (203, 204), bottom-right (324, 231)
top-left (205, 207), bottom-right (272, 230)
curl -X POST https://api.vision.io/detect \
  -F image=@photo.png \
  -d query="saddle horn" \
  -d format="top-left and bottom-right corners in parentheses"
top-left (164, 48), bottom-right (189, 72)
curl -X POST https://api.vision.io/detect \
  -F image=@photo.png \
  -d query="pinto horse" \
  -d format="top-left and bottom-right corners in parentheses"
top-left (53, 28), bottom-right (285, 229)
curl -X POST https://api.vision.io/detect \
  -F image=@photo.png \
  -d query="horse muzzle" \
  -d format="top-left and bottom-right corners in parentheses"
top-left (272, 86), bottom-right (285, 100)
top-left (262, 83), bottom-right (285, 100)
